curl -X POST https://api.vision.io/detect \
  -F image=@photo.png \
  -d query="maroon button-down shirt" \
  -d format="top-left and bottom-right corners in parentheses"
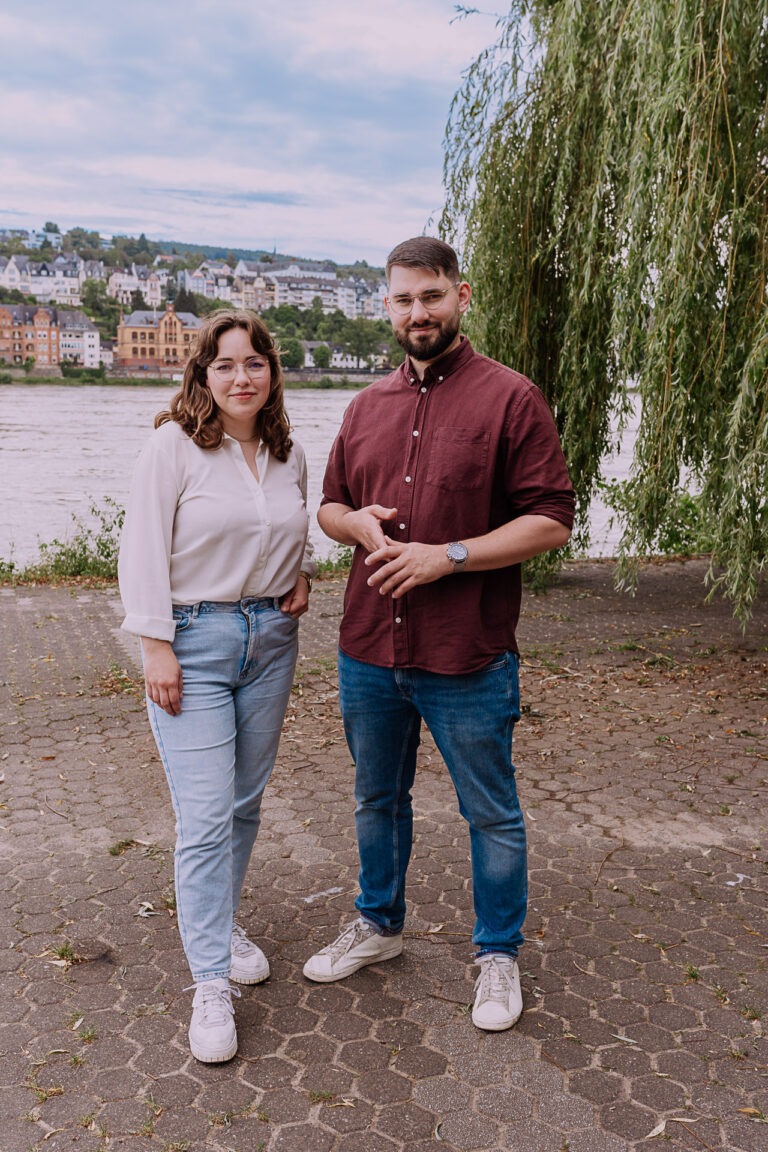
top-left (321, 338), bottom-right (575, 674)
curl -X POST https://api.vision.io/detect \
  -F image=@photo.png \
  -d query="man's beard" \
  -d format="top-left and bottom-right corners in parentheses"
top-left (394, 313), bottom-right (460, 362)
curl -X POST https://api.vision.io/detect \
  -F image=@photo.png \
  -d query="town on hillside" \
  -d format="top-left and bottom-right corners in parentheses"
top-left (0, 223), bottom-right (403, 377)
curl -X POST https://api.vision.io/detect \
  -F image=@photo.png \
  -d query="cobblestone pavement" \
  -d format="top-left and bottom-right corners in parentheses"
top-left (0, 560), bottom-right (766, 1152)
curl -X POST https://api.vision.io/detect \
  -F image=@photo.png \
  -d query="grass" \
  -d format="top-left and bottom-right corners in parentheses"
top-left (108, 838), bottom-right (138, 856)
top-left (0, 498), bottom-right (123, 584)
top-left (1, 496), bottom-right (351, 585)
top-left (316, 545), bottom-right (353, 577)
top-left (49, 942), bottom-right (76, 962)
top-left (96, 664), bottom-right (143, 698)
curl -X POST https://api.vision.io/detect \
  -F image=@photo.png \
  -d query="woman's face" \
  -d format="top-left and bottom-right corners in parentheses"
top-left (205, 326), bottom-right (272, 438)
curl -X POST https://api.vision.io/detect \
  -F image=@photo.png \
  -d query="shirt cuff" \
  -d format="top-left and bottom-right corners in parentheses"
top-left (121, 615), bottom-right (177, 642)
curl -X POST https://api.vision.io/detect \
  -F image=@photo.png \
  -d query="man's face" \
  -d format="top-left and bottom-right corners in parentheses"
top-left (386, 265), bottom-right (471, 365)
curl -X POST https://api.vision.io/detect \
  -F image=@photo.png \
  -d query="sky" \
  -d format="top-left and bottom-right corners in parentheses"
top-left (0, 1), bottom-right (500, 266)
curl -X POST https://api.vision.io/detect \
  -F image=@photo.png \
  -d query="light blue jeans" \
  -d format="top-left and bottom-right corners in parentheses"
top-left (147, 599), bottom-right (298, 982)
top-left (338, 650), bottom-right (526, 956)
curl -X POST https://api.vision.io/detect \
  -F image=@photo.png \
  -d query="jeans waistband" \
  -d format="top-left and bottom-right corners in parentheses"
top-left (173, 597), bottom-right (281, 616)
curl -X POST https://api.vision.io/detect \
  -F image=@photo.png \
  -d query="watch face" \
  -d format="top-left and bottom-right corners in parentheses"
top-left (447, 542), bottom-right (468, 563)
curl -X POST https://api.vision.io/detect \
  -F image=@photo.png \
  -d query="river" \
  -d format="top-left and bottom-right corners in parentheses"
top-left (0, 383), bottom-right (636, 565)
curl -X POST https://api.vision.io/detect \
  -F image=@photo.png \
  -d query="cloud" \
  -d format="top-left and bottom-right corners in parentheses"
top-left (160, 189), bottom-right (307, 208)
top-left (0, 1), bottom-right (499, 262)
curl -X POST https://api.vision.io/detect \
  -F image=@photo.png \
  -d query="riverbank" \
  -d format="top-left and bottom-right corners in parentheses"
top-left (0, 368), bottom-right (377, 388)
top-left (1, 558), bottom-right (765, 1151)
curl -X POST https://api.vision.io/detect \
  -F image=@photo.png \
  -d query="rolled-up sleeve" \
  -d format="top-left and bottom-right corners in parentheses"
top-left (503, 386), bottom-right (575, 528)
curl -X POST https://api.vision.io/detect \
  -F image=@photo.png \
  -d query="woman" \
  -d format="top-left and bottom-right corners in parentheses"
top-left (118, 309), bottom-right (315, 1063)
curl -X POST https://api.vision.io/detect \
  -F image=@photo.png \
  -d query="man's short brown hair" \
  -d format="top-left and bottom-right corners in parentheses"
top-left (386, 237), bottom-right (461, 283)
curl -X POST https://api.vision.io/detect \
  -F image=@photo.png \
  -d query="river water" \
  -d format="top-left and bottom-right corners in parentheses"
top-left (0, 384), bottom-right (636, 565)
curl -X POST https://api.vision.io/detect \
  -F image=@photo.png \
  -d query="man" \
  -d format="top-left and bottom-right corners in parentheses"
top-left (303, 237), bottom-right (574, 1031)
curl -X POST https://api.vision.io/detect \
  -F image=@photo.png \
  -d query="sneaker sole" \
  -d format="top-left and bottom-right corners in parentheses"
top-left (471, 1009), bottom-right (522, 1031)
top-left (189, 1036), bottom-right (238, 1063)
top-left (230, 962), bottom-right (270, 986)
top-left (302, 938), bottom-right (403, 983)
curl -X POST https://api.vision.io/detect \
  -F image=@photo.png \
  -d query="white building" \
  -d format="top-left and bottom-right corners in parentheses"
top-left (178, 263), bottom-right (233, 302)
top-left (107, 263), bottom-right (165, 307)
top-left (0, 254), bottom-right (85, 305)
top-left (58, 310), bottom-right (101, 368)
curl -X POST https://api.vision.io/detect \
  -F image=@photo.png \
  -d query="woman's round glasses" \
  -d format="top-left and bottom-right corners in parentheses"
top-left (209, 358), bottom-right (268, 380)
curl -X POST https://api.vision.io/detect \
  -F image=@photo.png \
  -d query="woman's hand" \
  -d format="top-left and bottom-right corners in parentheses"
top-left (280, 575), bottom-right (310, 618)
top-left (141, 637), bottom-right (183, 716)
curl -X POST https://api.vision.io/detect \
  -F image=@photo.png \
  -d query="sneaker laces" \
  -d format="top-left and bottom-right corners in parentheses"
top-left (473, 955), bottom-right (515, 1005)
top-left (319, 918), bottom-right (376, 961)
top-left (231, 924), bottom-right (258, 957)
top-left (184, 981), bottom-right (240, 1026)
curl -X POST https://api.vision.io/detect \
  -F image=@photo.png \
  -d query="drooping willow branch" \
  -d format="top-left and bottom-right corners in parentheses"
top-left (442, 0), bottom-right (767, 621)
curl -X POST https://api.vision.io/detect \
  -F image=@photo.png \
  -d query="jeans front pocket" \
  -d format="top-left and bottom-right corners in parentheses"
top-left (172, 607), bottom-right (193, 633)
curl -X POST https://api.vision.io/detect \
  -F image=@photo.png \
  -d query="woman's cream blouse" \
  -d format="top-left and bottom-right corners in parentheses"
top-left (118, 420), bottom-right (315, 641)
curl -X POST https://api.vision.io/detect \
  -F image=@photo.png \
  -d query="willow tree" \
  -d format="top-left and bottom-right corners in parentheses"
top-left (442, 1), bottom-right (767, 620)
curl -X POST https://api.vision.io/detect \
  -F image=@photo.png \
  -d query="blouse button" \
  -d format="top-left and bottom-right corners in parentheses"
top-left (412, 430), bottom-right (419, 437)
top-left (395, 616), bottom-right (402, 624)
top-left (405, 476), bottom-right (412, 483)
top-left (399, 523), bottom-right (405, 530)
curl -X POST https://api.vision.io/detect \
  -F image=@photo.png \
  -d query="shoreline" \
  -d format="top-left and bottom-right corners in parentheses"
top-left (0, 372), bottom-right (377, 389)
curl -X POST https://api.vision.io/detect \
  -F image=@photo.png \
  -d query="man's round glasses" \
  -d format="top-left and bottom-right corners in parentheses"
top-left (387, 282), bottom-right (461, 315)
top-left (209, 358), bottom-right (268, 381)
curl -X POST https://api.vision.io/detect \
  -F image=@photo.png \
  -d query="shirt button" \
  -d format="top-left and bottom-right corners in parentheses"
top-left (405, 476), bottom-right (411, 483)
top-left (395, 616), bottom-right (402, 624)
top-left (412, 430), bottom-right (419, 437)
top-left (438, 375), bottom-right (443, 381)
top-left (420, 386), bottom-right (427, 393)
top-left (399, 523), bottom-right (405, 530)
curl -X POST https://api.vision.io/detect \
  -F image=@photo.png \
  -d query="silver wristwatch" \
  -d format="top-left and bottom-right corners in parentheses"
top-left (446, 541), bottom-right (469, 572)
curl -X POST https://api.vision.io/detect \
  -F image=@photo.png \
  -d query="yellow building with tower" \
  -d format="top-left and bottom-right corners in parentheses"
top-left (115, 302), bottom-right (202, 370)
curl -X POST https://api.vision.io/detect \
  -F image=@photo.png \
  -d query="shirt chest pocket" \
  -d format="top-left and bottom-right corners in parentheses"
top-left (425, 427), bottom-right (490, 491)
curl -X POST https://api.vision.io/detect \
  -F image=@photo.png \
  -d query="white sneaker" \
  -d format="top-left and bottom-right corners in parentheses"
top-left (230, 923), bottom-right (270, 985)
top-left (472, 954), bottom-right (522, 1031)
top-left (187, 978), bottom-right (239, 1063)
top-left (303, 918), bottom-right (403, 983)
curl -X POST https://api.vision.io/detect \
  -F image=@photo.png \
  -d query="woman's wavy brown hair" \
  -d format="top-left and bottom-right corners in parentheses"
top-left (155, 309), bottom-right (292, 460)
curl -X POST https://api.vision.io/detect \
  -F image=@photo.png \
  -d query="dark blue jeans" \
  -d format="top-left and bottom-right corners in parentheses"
top-left (338, 650), bottom-right (526, 956)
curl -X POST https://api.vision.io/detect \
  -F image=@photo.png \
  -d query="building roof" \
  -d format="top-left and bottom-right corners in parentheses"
top-left (0, 304), bottom-right (57, 322)
top-left (123, 309), bottom-right (202, 328)
top-left (58, 309), bottom-right (98, 333)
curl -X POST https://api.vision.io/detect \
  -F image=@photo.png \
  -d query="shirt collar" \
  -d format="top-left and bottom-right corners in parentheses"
top-left (401, 335), bottom-right (474, 387)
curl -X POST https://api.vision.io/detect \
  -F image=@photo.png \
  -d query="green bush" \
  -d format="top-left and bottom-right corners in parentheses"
top-left (60, 362), bottom-right (106, 381)
top-left (597, 479), bottom-right (714, 557)
top-left (1, 497), bottom-right (124, 583)
top-left (316, 545), bottom-right (353, 577)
